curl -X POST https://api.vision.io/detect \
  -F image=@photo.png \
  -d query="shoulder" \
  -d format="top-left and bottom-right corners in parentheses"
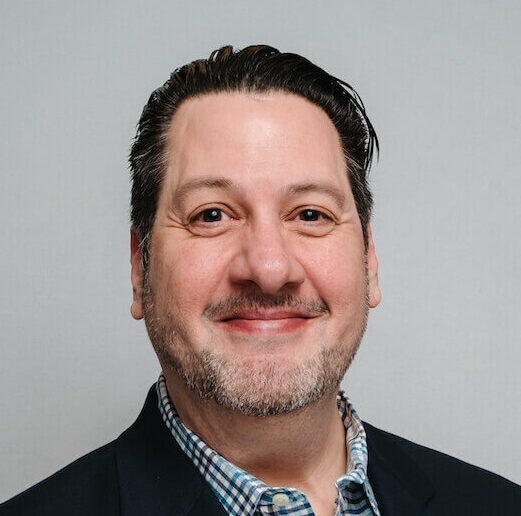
top-left (0, 441), bottom-right (119, 516)
top-left (364, 421), bottom-right (521, 511)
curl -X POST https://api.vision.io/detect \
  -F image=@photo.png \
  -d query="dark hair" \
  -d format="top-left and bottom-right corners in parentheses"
top-left (130, 44), bottom-right (378, 264)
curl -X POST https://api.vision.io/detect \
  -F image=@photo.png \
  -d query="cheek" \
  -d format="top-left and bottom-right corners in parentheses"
top-left (300, 238), bottom-right (367, 310)
top-left (151, 238), bottom-right (231, 314)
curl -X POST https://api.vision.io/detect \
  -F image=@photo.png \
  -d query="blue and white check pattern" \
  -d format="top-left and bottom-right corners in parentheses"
top-left (157, 374), bottom-right (380, 516)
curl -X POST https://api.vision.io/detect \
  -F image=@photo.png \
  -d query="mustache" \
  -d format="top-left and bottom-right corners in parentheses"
top-left (203, 293), bottom-right (329, 320)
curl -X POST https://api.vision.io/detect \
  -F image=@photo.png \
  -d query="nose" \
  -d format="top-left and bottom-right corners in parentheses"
top-left (228, 220), bottom-right (305, 295)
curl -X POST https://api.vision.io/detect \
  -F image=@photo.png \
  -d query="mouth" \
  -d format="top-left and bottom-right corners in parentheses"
top-left (216, 310), bottom-right (319, 334)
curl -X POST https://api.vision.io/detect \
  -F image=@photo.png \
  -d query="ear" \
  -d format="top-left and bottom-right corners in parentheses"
top-left (130, 227), bottom-right (144, 320)
top-left (366, 223), bottom-right (381, 309)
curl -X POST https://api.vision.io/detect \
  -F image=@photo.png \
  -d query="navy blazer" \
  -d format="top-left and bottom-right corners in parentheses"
top-left (1, 386), bottom-right (519, 515)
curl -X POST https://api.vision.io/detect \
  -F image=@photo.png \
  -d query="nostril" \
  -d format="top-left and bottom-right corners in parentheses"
top-left (227, 228), bottom-right (306, 294)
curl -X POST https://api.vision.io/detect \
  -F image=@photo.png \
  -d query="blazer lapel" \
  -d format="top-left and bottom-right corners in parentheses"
top-left (116, 387), bottom-right (437, 516)
top-left (115, 386), bottom-right (227, 516)
top-left (364, 422), bottom-right (436, 516)
top-left (186, 487), bottom-right (231, 516)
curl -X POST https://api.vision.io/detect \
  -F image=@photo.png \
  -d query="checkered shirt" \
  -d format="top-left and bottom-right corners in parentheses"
top-left (157, 374), bottom-right (381, 516)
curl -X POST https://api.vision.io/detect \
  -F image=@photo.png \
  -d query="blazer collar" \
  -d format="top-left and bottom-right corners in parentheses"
top-left (115, 386), bottom-right (436, 516)
top-left (115, 385), bottom-right (227, 516)
top-left (364, 422), bottom-right (436, 515)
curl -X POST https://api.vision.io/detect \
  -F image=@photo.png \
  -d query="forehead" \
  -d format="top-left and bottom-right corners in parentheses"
top-left (164, 91), bottom-right (349, 193)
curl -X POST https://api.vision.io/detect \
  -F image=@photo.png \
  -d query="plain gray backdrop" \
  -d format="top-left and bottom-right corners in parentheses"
top-left (1, 0), bottom-right (520, 501)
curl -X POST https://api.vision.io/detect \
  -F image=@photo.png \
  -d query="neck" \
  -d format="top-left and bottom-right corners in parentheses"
top-left (163, 371), bottom-right (347, 491)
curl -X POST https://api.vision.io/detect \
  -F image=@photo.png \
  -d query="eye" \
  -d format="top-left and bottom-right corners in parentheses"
top-left (192, 208), bottom-right (227, 223)
top-left (289, 207), bottom-right (335, 236)
top-left (298, 209), bottom-right (331, 222)
top-left (188, 207), bottom-right (236, 236)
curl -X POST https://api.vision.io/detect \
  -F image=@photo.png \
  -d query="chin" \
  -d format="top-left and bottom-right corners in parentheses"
top-left (163, 343), bottom-right (351, 417)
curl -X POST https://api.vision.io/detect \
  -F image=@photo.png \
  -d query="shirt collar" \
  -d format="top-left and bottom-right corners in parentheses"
top-left (156, 374), bottom-right (379, 516)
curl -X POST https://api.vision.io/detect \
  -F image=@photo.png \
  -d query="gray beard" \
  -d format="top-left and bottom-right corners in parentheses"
top-left (142, 276), bottom-right (369, 417)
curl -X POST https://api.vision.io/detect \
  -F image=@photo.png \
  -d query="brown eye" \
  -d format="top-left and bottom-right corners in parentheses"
top-left (299, 209), bottom-right (328, 222)
top-left (197, 208), bottom-right (223, 222)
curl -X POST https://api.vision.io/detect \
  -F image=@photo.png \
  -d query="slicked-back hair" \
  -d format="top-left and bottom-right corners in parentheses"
top-left (130, 45), bottom-right (378, 265)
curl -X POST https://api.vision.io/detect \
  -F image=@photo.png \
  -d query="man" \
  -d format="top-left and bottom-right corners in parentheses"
top-left (1, 45), bottom-right (519, 515)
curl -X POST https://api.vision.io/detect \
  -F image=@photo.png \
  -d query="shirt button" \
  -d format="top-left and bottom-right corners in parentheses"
top-left (272, 493), bottom-right (290, 507)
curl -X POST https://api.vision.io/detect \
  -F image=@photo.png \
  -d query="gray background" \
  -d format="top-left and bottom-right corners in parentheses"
top-left (1, 0), bottom-right (520, 501)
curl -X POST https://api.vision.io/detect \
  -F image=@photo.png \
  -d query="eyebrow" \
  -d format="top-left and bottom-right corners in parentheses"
top-left (171, 176), bottom-right (235, 210)
top-left (285, 181), bottom-right (347, 210)
top-left (171, 176), bottom-right (347, 211)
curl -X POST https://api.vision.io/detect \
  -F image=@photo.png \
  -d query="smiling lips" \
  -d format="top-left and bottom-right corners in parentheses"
top-left (217, 310), bottom-right (318, 333)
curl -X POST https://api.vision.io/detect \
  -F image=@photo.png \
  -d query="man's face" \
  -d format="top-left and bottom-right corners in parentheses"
top-left (130, 92), bottom-right (380, 416)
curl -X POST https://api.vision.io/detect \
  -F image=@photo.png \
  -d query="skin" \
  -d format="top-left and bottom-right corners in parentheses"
top-left (130, 92), bottom-right (381, 516)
